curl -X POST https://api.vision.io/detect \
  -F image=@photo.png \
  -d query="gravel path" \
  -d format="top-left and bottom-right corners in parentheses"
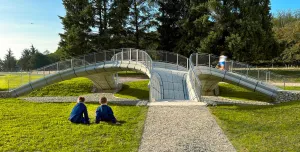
top-left (22, 93), bottom-right (148, 106)
top-left (202, 96), bottom-right (274, 106)
top-left (139, 104), bottom-right (236, 152)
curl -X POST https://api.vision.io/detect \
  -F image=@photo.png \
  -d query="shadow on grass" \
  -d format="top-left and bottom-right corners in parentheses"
top-left (115, 84), bottom-right (149, 100)
top-left (219, 83), bottom-right (272, 102)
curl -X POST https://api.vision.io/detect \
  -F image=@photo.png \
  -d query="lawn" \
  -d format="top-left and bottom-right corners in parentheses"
top-left (0, 98), bottom-right (147, 152)
top-left (27, 77), bottom-right (94, 97)
top-left (0, 73), bottom-right (42, 91)
top-left (210, 101), bottom-right (300, 151)
top-left (218, 82), bottom-right (272, 102)
top-left (115, 80), bottom-right (149, 100)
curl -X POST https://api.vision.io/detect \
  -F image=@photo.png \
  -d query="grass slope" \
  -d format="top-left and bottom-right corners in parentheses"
top-left (219, 82), bottom-right (272, 102)
top-left (115, 80), bottom-right (149, 100)
top-left (27, 77), bottom-right (93, 97)
top-left (0, 99), bottom-right (147, 151)
top-left (210, 101), bottom-right (300, 151)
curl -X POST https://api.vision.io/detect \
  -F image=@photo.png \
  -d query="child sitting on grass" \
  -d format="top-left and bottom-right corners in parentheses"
top-left (69, 96), bottom-right (90, 124)
top-left (95, 97), bottom-right (119, 124)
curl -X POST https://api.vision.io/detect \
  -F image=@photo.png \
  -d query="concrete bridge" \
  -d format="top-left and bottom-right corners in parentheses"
top-left (7, 48), bottom-right (284, 102)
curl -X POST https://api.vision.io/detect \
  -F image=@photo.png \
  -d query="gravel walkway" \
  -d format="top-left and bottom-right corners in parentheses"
top-left (139, 104), bottom-right (236, 152)
top-left (202, 96), bottom-right (274, 106)
top-left (22, 93), bottom-right (148, 106)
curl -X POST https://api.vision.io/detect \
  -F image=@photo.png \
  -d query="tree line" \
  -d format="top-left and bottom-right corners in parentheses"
top-left (0, 45), bottom-right (60, 72)
top-left (59, 0), bottom-right (280, 63)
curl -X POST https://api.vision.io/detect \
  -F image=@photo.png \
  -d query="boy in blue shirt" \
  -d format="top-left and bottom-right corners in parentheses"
top-left (95, 97), bottom-right (119, 124)
top-left (69, 97), bottom-right (90, 124)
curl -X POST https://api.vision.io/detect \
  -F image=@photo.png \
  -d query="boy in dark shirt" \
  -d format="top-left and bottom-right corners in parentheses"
top-left (95, 97), bottom-right (119, 124)
top-left (69, 96), bottom-right (90, 124)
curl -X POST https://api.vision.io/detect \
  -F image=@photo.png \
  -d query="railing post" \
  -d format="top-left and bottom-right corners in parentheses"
top-left (113, 50), bottom-right (116, 61)
top-left (177, 54), bottom-right (179, 70)
top-left (71, 59), bottom-right (73, 68)
top-left (104, 51), bottom-right (106, 62)
top-left (196, 53), bottom-right (198, 67)
top-left (265, 72), bottom-right (267, 82)
top-left (84, 55), bottom-right (86, 67)
top-left (165, 52), bottom-right (167, 62)
top-left (57, 62), bottom-right (59, 72)
top-left (186, 58), bottom-right (189, 70)
top-left (231, 61), bottom-right (233, 72)
top-left (246, 65), bottom-right (248, 76)
top-left (129, 48), bottom-right (132, 61)
top-left (136, 49), bottom-right (139, 64)
top-left (257, 67), bottom-right (260, 80)
top-left (7, 77), bottom-right (9, 91)
top-left (94, 52), bottom-right (96, 65)
top-left (43, 67), bottom-right (45, 77)
top-left (121, 49), bottom-right (123, 63)
top-left (208, 54), bottom-right (211, 68)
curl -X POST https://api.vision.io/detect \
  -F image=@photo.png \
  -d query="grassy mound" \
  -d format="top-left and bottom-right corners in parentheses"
top-left (27, 77), bottom-right (93, 97)
top-left (210, 101), bottom-right (300, 151)
top-left (0, 99), bottom-right (147, 151)
top-left (114, 80), bottom-right (149, 100)
top-left (218, 82), bottom-right (272, 102)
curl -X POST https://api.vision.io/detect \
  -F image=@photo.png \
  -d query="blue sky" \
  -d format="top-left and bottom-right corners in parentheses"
top-left (0, 0), bottom-right (299, 59)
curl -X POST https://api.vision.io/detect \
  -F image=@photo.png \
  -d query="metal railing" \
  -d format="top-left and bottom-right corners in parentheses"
top-left (145, 50), bottom-right (189, 71)
top-left (3, 49), bottom-right (153, 91)
top-left (188, 55), bottom-right (202, 102)
top-left (190, 53), bottom-right (285, 90)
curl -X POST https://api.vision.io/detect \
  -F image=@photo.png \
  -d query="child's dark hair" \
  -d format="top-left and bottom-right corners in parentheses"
top-left (100, 97), bottom-right (107, 104)
top-left (79, 96), bottom-right (85, 102)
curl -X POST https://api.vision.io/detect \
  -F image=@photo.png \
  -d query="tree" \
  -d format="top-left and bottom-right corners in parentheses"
top-left (127, 0), bottom-right (157, 48)
top-left (18, 49), bottom-right (31, 71)
top-left (206, 0), bottom-right (277, 62)
top-left (157, 0), bottom-right (186, 52)
top-left (3, 49), bottom-right (17, 72)
top-left (108, 0), bottom-right (131, 48)
top-left (59, 0), bottom-right (94, 57)
top-left (178, 0), bottom-right (212, 56)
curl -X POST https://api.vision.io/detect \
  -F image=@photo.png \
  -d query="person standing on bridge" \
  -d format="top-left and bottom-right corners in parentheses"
top-left (69, 96), bottom-right (90, 124)
top-left (218, 51), bottom-right (227, 70)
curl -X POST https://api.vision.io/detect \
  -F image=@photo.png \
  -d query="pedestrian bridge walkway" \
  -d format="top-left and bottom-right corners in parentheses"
top-left (7, 48), bottom-right (283, 102)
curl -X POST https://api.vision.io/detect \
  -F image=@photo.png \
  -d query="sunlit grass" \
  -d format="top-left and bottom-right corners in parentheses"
top-left (0, 98), bottom-right (147, 152)
top-left (210, 101), bottom-right (300, 151)
top-left (27, 77), bottom-right (93, 97)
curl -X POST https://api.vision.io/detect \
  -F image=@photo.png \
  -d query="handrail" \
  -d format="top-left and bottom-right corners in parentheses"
top-left (190, 53), bottom-right (283, 90)
top-left (7, 49), bottom-right (153, 91)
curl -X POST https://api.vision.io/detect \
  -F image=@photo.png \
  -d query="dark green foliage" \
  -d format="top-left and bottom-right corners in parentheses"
top-left (59, 0), bottom-right (94, 57)
top-left (2, 49), bottom-right (17, 72)
top-left (273, 10), bottom-right (300, 64)
top-left (157, 0), bottom-right (185, 52)
top-left (18, 45), bottom-right (53, 71)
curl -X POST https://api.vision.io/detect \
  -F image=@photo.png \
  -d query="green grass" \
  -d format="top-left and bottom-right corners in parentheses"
top-left (115, 80), bottom-right (149, 100)
top-left (279, 86), bottom-right (300, 91)
top-left (219, 82), bottom-right (272, 102)
top-left (210, 101), bottom-right (300, 151)
top-left (0, 74), bottom-right (42, 91)
top-left (27, 77), bottom-right (93, 97)
top-left (0, 98), bottom-right (147, 152)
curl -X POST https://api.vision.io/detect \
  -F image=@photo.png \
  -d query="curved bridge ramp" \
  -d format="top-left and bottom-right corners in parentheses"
top-left (190, 53), bottom-right (282, 100)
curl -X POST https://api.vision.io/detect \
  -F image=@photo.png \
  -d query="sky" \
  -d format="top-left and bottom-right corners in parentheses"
top-left (0, 0), bottom-right (299, 60)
